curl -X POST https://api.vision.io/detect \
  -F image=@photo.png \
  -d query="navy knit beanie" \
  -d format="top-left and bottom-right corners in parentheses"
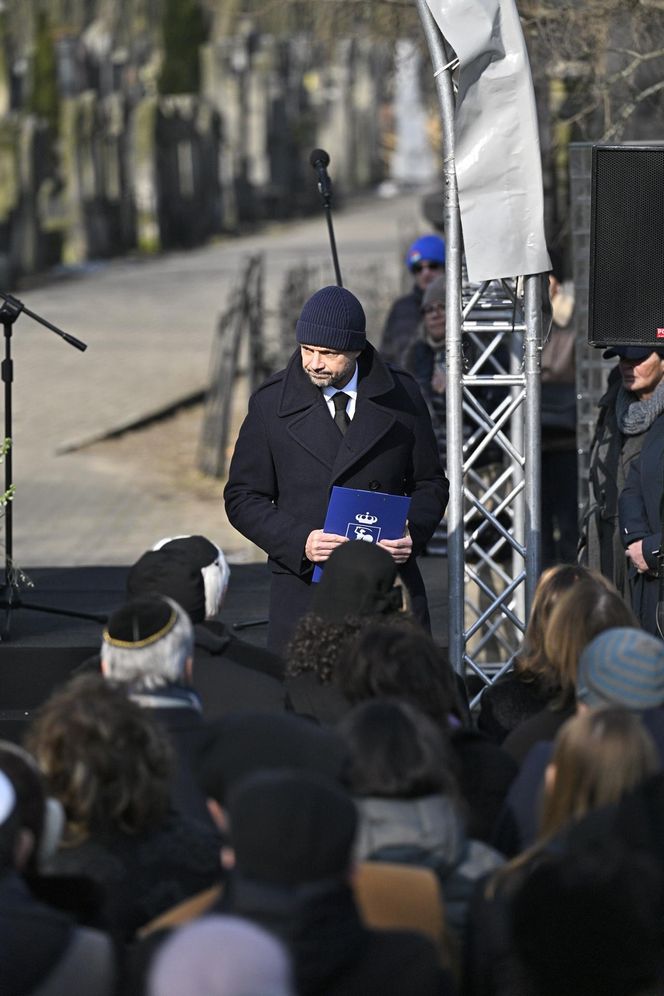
top-left (296, 286), bottom-right (366, 352)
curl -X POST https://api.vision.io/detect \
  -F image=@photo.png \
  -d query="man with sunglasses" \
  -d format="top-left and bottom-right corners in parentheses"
top-left (380, 234), bottom-right (445, 366)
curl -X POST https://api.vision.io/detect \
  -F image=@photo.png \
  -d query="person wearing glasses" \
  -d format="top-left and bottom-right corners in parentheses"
top-left (380, 234), bottom-right (445, 365)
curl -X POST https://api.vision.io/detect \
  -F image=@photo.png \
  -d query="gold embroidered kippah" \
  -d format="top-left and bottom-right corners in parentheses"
top-left (103, 597), bottom-right (178, 649)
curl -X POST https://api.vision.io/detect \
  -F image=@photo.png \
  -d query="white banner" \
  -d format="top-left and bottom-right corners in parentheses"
top-left (425, 0), bottom-right (551, 281)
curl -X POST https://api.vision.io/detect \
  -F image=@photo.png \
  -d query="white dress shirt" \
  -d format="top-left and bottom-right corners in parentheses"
top-left (322, 365), bottom-right (359, 421)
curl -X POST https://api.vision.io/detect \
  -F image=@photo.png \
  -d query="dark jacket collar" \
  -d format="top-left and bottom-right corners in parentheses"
top-left (277, 343), bottom-right (395, 418)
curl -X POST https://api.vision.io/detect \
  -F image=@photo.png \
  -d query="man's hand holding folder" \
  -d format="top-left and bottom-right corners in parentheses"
top-left (378, 523), bottom-right (412, 564)
top-left (305, 529), bottom-right (348, 563)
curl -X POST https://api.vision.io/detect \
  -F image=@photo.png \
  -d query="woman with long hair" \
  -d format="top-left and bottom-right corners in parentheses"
top-left (478, 564), bottom-right (608, 743)
top-left (538, 707), bottom-right (659, 839)
top-left (502, 577), bottom-right (638, 764)
top-left (465, 707), bottom-right (659, 996)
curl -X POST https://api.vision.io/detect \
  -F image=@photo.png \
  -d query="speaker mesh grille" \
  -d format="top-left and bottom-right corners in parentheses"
top-left (589, 145), bottom-right (664, 347)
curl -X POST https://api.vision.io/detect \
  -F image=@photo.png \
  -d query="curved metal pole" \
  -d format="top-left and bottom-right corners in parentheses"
top-left (416, 0), bottom-right (464, 671)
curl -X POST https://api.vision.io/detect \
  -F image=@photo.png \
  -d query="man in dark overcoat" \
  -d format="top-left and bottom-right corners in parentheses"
top-left (619, 402), bottom-right (664, 636)
top-left (224, 285), bottom-right (449, 653)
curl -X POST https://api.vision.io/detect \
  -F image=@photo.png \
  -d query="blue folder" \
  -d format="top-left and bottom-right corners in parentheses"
top-left (312, 486), bottom-right (411, 582)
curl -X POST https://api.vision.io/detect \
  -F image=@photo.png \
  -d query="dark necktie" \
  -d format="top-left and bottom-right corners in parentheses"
top-left (332, 392), bottom-right (351, 435)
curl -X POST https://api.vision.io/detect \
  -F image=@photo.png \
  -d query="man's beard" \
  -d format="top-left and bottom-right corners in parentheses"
top-left (304, 368), bottom-right (348, 388)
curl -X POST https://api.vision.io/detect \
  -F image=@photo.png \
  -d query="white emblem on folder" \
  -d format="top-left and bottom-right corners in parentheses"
top-left (346, 522), bottom-right (381, 543)
top-left (355, 512), bottom-right (378, 525)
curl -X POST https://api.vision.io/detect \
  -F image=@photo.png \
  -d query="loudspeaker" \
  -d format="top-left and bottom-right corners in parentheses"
top-left (589, 144), bottom-right (664, 348)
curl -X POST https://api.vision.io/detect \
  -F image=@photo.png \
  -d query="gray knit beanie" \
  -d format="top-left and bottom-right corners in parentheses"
top-left (422, 275), bottom-right (447, 311)
top-left (296, 286), bottom-right (366, 352)
top-left (577, 627), bottom-right (664, 709)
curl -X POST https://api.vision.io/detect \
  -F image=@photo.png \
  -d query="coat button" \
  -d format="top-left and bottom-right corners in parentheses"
top-left (369, 480), bottom-right (381, 491)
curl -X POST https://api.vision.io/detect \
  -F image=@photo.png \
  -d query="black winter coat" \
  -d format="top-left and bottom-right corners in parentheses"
top-left (581, 371), bottom-right (645, 601)
top-left (224, 344), bottom-right (449, 651)
top-left (619, 410), bottom-right (664, 634)
top-left (380, 285), bottom-right (424, 365)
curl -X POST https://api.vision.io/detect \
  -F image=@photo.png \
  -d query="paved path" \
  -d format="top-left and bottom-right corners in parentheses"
top-left (6, 190), bottom-right (430, 567)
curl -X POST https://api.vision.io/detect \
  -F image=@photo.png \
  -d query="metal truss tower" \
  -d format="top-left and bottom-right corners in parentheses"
top-left (416, 1), bottom-right (544, 702)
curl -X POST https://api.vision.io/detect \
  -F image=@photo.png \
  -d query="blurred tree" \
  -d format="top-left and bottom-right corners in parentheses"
top-left (518, 0), bottom-right (664, 245)
top-left (210, 0), bottom-right (418, 42)
top-left (28, 9), bottom-right (59, 131)
top-left (158, 0), bottom-right (208, 94)
top-left (520, 0), bottom-right (664, 143)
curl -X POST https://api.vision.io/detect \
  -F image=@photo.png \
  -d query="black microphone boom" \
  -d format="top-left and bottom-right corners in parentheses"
top-left (309, 148), bottom-right (343, 287)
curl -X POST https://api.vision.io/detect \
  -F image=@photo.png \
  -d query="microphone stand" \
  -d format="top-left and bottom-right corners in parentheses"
top-left (232, 151), bottom-right (346, 636)
top-left (0, 292), bottom-right (106, 640)
top-left (310, 152), bottom-right (344, 287)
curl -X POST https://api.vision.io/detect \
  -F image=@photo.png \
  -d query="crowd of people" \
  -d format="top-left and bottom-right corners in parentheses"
top-left (1, 531), bottom-right (664, 995)
top-left (3, 250), bottom-right (664, 994)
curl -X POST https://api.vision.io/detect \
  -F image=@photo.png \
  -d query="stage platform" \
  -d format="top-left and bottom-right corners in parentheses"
top-left (0, 558), bottom-right (448, 741)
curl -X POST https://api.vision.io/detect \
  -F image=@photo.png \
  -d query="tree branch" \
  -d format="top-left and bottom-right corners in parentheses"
top-left (601, 77), bottom-right (664, 140)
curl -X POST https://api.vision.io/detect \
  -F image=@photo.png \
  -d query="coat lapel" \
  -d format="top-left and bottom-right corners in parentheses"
top-left (276, 344), bottom-right (398, 479)
top-left (287, 404), bottom-right (343, 470)
top-left (278, 350), bottom-right (342, 471)
top-left (331, 400), bottom-right (396, 481)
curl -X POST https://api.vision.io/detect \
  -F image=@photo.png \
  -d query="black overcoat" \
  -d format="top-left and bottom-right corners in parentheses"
top-left (224, 344), bottom-right (449, 651)
top-left (582, 371), bottom-right (644, 602)
top-left (619, 410), bottom-right (664, 635)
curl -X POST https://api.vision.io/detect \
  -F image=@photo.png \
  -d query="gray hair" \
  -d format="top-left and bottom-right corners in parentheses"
top-left (100, 596), bottom-right (194, 692)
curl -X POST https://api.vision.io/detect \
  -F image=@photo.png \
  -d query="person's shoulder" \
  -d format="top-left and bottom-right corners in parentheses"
top-left (388, 288), bottom-right (421, 312)
top-left (44, 926), bottom-right (116, 996)
top-left (252, 367), bottom-right (287, 397)
top-left (250, 351), bottom-right (304, 406)
top-left (385, 359), bottom-right (424, 394)
top-left (364, 347), bottom-right (427, 411)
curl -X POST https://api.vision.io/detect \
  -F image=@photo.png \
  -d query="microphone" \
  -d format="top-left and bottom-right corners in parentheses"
top-left (309, 148), bottom-right (332, 202)
top-left (309, 148), bottom-right (330, 170)
top-left (309, 148), bottom-right (343, 286)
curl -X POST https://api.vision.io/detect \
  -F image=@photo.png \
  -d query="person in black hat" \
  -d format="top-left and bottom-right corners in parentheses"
top-left (195, 711), bottom-right (349, 809)
top-left (581, 345), bottom-right (664, 603)
top-left (224, 284), bottom-right (448, 653)
top-left (220, 770), bottom-right (454, 996)
top-left (127, 535), bottom-right (286, 718)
